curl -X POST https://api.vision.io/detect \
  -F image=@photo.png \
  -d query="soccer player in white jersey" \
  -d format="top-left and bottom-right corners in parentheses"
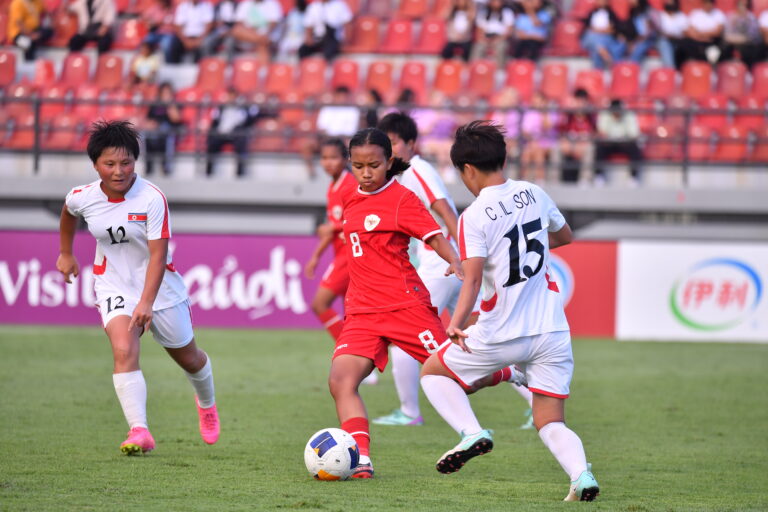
top-left (420, 121), bottom-right (600, 501)
top-left (56, 121), bottom-right (220, 455)
top-left (374, 112), bottom-right (534, 427)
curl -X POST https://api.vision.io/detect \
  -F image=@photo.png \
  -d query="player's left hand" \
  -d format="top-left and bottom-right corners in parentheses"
top-left (128, 303), bottom-right (153, 334)
top-left (447, 325), bottom-right (471, 353)
top-left (445, 261), bottom-right (464, 281)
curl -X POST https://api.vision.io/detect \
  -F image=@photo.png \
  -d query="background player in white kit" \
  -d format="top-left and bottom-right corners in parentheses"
top-left (420, 121), bottom-right (600, 501)
top-left (374, 113), bottom-right (534, 427)
top-left (57, 121), bottom-right (220, 455)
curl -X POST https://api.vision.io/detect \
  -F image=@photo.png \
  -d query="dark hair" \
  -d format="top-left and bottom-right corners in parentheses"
top-left (333, 86), bottom-right (351, 95)
top-left (397, 88), bottom-right (415, 105)
top-left (87, 120), bottom-right (140, 163)
top-left (574, 88), bottom-right (590, 100)
top-left (377, 111), bottom-right (418, 144)
top-left (320, 137), bottom-right (349, 159)
top-left (349, 128), bottom-right (410, 179)
top-left (450, 121), bottom-right (507, 173)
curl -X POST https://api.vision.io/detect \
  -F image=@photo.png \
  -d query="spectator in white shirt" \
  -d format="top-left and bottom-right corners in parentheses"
top-left (68, 0), bottom-right (116, 54)
top-left (302, 86), bottom-right (360, 178)
top-left (471, 0), bottom-right (515, 67)
top-left (206, 88), bottom-right (261, 177)
top-left (654, 0), bottom-right (688, 68)
top-left (441, 0), bottom-right (476, 61)
top-left (719, 0), bottom-right (761, 69)
top-left (580, 0), bottom-right (626, 69)
top-left (167, 0), bottom-right (214, 63)
top-left (277, 0), bottom-right (309, 61)
top-left (298, 0), bottom-right (353, 61)
top-left (679, 0), bottom-right (725, 64)
top-left (231, 0), bottom-right (283, 62)
top-left (595, 99), bottom-right (642, 185)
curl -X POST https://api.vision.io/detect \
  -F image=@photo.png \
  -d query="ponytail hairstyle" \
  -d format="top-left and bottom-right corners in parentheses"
top-left (349, 128), bottom-right (410, 180)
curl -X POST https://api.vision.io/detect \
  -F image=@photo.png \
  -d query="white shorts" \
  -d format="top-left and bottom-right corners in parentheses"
top-left (420, 272), bottom-right (462, 314)
top-left (438, 330), bottom-right (574, 398)
top-left (97, 297), bottom-right (195, 349)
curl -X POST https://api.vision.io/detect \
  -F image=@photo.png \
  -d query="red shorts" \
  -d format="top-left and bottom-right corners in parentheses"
top-left (333, 304), bottom-right (449, 371)
top-left (319, 253), bottom-right (349, 297)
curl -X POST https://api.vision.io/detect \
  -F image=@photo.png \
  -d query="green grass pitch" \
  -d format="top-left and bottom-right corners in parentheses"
top-left (0, 325), bottom-right (766, 511)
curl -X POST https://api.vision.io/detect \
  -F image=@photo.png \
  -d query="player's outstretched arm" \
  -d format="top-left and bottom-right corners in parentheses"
top-left (56, 204), bottom-right (80, 284)
top-left (447, 257), bottom-right (485, 353)
top-left (549, 223), bottom-right (573, 250)
top-left (129, 238), bottom-right (168, 333)
top-left (431, 198), bottom-right (459, 242)
top-left (426, 234), bottom-right (464, 280)
top-left (304, 223), bottom-right (334, 279)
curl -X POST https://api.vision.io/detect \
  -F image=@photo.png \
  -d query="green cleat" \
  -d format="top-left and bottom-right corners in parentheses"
top-left (435, 429), bottom-right (494, 474)
top-left (372, 409), bottom-right (424, 426)
top-left (564, 463), bottom-right (600, 501)
top-left (520, 408), bottom-right (534, 430)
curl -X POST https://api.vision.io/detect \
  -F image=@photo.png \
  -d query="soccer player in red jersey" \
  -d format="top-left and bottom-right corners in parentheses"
top-left (329, 129), bottom-right (525, 479)
top-left (304, 138), bottom-right (358, 342)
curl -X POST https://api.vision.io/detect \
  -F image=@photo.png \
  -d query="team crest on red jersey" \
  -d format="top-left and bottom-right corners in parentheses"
top-left (364, 214), bottom-right (381, 231)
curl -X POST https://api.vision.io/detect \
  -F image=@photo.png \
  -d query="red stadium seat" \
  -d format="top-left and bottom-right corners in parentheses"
top-left (664, 94), bottom-right (693, 130)
top-left (412, 18), bottom-right (446, 54)
top-left (399, 61), bottom-right (427, 104)
top-left (40, 84), bottom-right (70, 120)
top-left (102, 90), bottom-right (138, 121)
top-left (264, 63), bottom-right (295, 97)
top-left (365, 61), bottom-right (394, 100)
top-left (49, 11), bottom-right (78, 47)
top-left (5, 113), bottom-right (36, 150)
top-left (343, 16), bottom-right (380, 53)
top-left (60, 54), bottom-right (91, 88)
top-left (344, 0), bottom-right (362, 14)
top-left (43, 114), bottom-right (81, 151)
top-left (231, 57), bottom-right (262, 95)
top-left (696, 93), bottom-right (729, 129)
top-left (734, 95), bottom-right (765, 133)
top-left (645, 67), bottom-right (677, 99)
top-left (113, 19), bottom-right (149, 50)
top-left (94, 54), bottom-right (124, 91)
top-left (645, 124), bottom-right (680, 160)
top-left (379, 18), bottom-right (413, 54)
top-left (751, 126), bottom-right (768, 162)
top-left (297, 58), bottom-right (327, 97)
top-left (715, 0), bottom-right (737, 11)
top-left (716, 61), bottom-right (747, 99)
top-left (547, 19), bottom-right (584, 56)
top-left (4, 83), bottom-right (35, 117)
top-left (331, 59), bottom-right (360, 92)
top-left (712, 124), bottom-right (748, 161)
top-left (0, 51), bottom-right (16, 88)
top-left (251, 118), bottom-right (286, 152)
top-left (398, 0), bottom-right (428, 18)
top-left (72, 84), bottom-right (102, 119)
top-left (751, 62), bottom-right (768, 100)
top-left (626, 97), bottom-right (657, 134)
top-left (176, 87), bottom-right (204, 125)
top-left (365, 0), bottom-right (394, 17)
top-left (610, 62), bottom-right (640, 100)
top-left (574, 69), bottom-right (606, 102)
top-left (433, 60), bottom-right (464, 97)
top-left (505, 59), bottom-right (535, 102)
top-left (195, 57), bottom-right (227, 93)
top-left (686, 123), bottom-right (712, 161)
top-left (681, 61), bottom-right (712, 99)
top-left (0, 11), bottom-right (7, 45)
top-left (570, 0), bottom-right (598, 18)
top-left (540, 63), bottom-right (569, 102)
top-left (279, 90), bottom-right (308, 127)
top-left (467, 60), bottom-right (497, 100)
top-left (754, 0), bottom-right (768, 12)
top-left (679, 0), bottom-right (703, 12)
top-left (31, 59), bottom-right (56, 88)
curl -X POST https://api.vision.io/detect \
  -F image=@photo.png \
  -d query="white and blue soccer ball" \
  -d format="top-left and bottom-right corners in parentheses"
top-left (304, 428), bottom-right (359, 481)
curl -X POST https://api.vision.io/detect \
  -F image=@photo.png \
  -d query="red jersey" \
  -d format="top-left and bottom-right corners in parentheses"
top-left (327, 170), bottom-right (357, 255)
top-left (342, 179), bottom-right (443, 314)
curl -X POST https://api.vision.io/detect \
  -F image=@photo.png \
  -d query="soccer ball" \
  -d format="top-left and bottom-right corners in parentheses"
top-left (304, 428), bottom-right (359, 481)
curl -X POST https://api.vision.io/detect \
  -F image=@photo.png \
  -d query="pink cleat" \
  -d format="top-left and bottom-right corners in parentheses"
top-left (120, 427), bottom-right (155, 455)
top-left (196, 397), bottom-right (220, 445)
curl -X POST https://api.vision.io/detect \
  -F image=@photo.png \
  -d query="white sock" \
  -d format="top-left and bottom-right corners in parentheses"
top-left (538, 421), bottom-right (588, 481)
top-left (391, 346), bottom-right (421, 418)
top-left (421, 375), bottom-right (482, 436)
top-left (186, 355), bottom-right (215, 408)
top-left (113, 370), bottom-right (148, 429)
top-left (511, 383), bottom-right (533, 407)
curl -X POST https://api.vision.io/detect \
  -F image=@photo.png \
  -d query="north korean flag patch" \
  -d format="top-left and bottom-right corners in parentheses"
top-left (128, 212), bottom-right (147, 222)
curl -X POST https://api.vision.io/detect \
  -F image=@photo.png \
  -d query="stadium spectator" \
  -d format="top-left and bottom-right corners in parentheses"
top-left (520, 91), bottom-right (559, 183)
top-left (130, 42), bottom-right (161, 86)
top-left (679, 0), bottom-right (725, 65)
top-left (232, 0), bottom-right (282, 63)
top-left (580, 0), bottom-right (625, 69)
top-left (298, 0), bottom-right (353, 61)
top-left (471, 0), bottom-right (515, 67)
top-left (302, 86), bottom-right (360, 178)
top-left (625, 0), bottom-right (657, 63)
top-left (142, 0), bottom-right (176, 59)
top-left (67, 0), bottom-right (116, 54)
top-left (206, 88), bottom-right (260, 177)
top-left (719, 0), bottom-right (761, 69)
top-left (512, 0), bottom-right (553, 61)
top-left (202, 0), bottom-right (238, 59)
top-left (595, 98), bottom-right (642, 186)
top-left (167, 0), bottom-right (215, 63)
top-left (143, 82), bottom-right (182, 176)
top-left (7, 0), bottom-right (53, 61)
top-left (556, 88), bottom-right (595, 183)
top-left (655, 0), bottom-right (688, 68)
top-left (362, 89), bottom-right (384, 128)
top-left (277, 0), bottom-right (309, 61)
top-left (441, 0), bottom-right (476, 61)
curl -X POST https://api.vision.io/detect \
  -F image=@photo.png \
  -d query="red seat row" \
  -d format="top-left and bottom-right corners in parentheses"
top-left (645, 123), bottom-right (768, 162)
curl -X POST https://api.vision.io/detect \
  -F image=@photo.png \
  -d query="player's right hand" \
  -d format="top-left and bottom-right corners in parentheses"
top-left (445, 262), bottom-right (464, 281)
top-left (304, 257), bottom-right (318, 279)
top-left (56, 253), bottom-right (80, 284)
top-left (447, 325), bottom-right (471, 353)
